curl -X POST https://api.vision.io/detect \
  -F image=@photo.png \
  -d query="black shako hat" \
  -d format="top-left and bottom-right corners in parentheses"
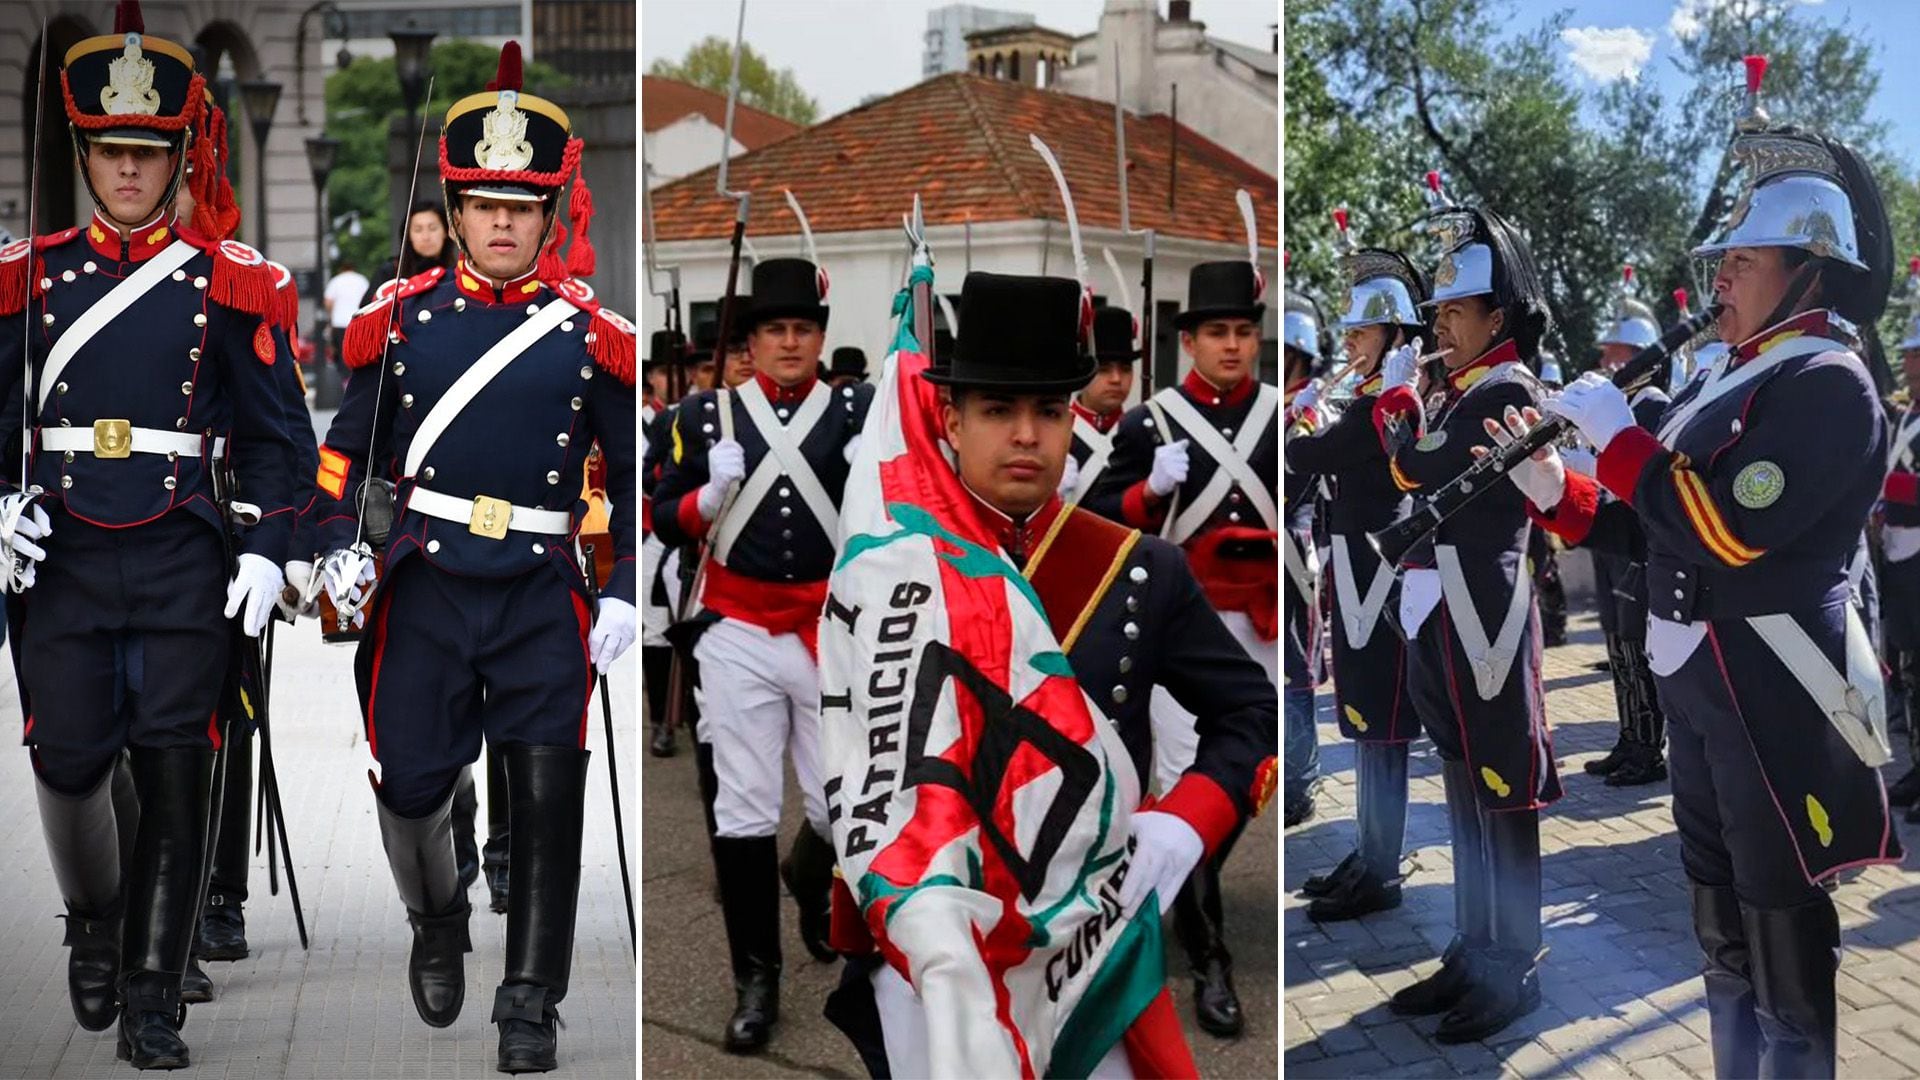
top-left (1093, 305), bottom-right (1140, 362)
top-left (829, 346), bottom-right (868, 379)
top-left (63, 2), bottom-right (199, 151)
top-left (747, 257), bottom-right (829, 329)
top-left (1176, 261), bottom-right (1267, 331)
top-left (923, 272), bottom-right (1096, 395)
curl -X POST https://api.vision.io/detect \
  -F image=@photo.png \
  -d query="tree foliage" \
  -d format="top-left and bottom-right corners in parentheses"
top-left (1286, 0), bottom-right (1902, 373)
top-left (648, 37), bottom-right (819, 126)
top-left (323, 42), bottom-right (568, 274)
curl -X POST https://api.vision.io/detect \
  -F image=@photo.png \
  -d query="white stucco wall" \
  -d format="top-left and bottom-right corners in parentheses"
top-left (644, 114), bottom-right (747, 183)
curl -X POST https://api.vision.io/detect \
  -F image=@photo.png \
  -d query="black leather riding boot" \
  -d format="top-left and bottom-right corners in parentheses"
top-left (493, 746), bottom-right (590, 1074)
top-left (38, 767), bottom-right (124, 1031)
top-left (116, 747), bottom-right (214, 1070)
top-left (713, 835), bottom-right (782, 1053)
top-left (374, 780), bottom-right (471, 1029)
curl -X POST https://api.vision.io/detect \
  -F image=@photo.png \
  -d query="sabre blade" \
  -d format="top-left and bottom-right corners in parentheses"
top-left (1101, 246), bottom-right (1134, 315)
top-left (716, 0), bottom-right (748, 199)
top-left (783, 188), bottom-right (818, 267)
top-left (1236, 188), bottom-right (1259, 266)
top-left (1029, 134), bottom-right (1089, 287)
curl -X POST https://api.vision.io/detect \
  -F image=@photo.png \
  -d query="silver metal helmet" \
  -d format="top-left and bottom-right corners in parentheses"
top-left (1538, 353), bottom-right (1563, 383)
top-left (1898, 311), bottom-right (1920, 353)
top-left (1340, 273), bottom-right (1421, 328)
top-left (1423, 242), bottom-right (1494, 307)
top-left (1283, 291), bottom-right (1321, 359)
top-left (1599, 296), bottom-right (1661, 350)
top-left (1690, 144), bottom-right (1867, 271)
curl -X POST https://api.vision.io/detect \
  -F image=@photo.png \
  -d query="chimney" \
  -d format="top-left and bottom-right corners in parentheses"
top-left (1169, 0), bottom-right (1191, 22)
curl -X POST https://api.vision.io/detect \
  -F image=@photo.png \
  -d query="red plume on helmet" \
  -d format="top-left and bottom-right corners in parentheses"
top-left (487, 40), bottom-right (523, 93)
top-left (114, 0), bottom-right (144, 34)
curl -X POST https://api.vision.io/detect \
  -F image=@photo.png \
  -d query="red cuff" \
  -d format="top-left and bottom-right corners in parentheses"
top-left (1597, 425), bottom-right (1664, 504)
top-left (1121, 479), bottom-right (1165, 529)
top-left (675, 489), bottom-right (712, 541)
top-left (1155, 773), bottom-right (1240, 859)
top-left (1528, 470), bottom-right (1597, 546)
top-left (1888, 471), bottom-right (1920, 506)
top-left (1371, 385), bottom-right (1419, 450)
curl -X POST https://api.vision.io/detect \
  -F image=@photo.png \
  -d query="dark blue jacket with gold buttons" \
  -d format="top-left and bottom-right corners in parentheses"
top-left (314, 261), bottom-right (638, 604)
top-left (1084, 369), bottom-right (1280, 537)
top-left (651, 374), bottom-right (873, 586)
top-left (0, 213), bottom-right (301, 563)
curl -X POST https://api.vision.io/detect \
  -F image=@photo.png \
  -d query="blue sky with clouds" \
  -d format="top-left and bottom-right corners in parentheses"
top-left (1547, 0), bottom-right (1920, 162)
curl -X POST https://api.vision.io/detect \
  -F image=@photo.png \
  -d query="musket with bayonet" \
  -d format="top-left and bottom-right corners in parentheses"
top-left (1113, 44), bottom-right (1156, 392)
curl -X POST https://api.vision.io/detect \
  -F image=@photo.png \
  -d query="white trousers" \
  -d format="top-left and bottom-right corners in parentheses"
top-left (871, 964), bottom-right (1134, 1079)
top-left (1150, 610), bottom-right (1280, 792)
top-left (692, 616), bottom-right (828, 838)
top-left (640, 536), bottom-right (673, 648)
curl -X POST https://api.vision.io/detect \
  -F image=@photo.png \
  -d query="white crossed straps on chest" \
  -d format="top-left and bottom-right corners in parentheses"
top-left (1150, 383), bottom-right (1279, 545)
top-left (712, 378), bottom-right (839, 564)
top-left (37, 240), bottom-right (199, 411)
top-left (1067, 413), bottom-right (1113, 504)
top-left (1329, 535), bottom-right (1394, 649)
top-left (1890, 410), bottom-right (1920, 472)
top-left (1436, 544), bottom-right (1533, 701)
top-left (401, 299), bottom-right (580, 477)
top-left (1655, 335), bottom-right (1839, 447)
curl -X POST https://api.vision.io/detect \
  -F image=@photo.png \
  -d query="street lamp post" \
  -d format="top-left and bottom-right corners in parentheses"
top-left (305, 134), bottom-right (341, 407)
top-left (238, 79), bottom-right (283, 256)
top-left (389, 23), bottom-right (437, 225)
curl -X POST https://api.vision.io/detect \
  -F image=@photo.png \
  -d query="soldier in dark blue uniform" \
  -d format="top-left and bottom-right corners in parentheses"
top-left (1085, 245), bottom-right (1279, 1039)
top-left (641, 328), bottom-right (684, 758)
top-left (824, 270), bottom-right (1278, 1075)
top-left (1369, 205), bottom-right (1558, 1043)
top-left (1059, 304), bottom-right (1136, 504)
top-left (1284, 223), bottom-right (1427, 922)
top-left (312, 42), bottom-right (637, 1073)
top-left (0, 8), bottom-right (302, 1068)
top-left (1579, 280), bottom-right (1671, 788)
top-left (1279, 290), bottom-right (1324, 830)
top-left (650, 254), bottom-right (875, 1052)
top-left (1490, 89), bottom-right (1900, 1077)
top-left (1878, 310), bottom-right (1920, 818)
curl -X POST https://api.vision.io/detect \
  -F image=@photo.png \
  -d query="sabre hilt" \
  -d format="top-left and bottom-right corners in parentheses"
top-left (1367, 305), bottom-right (1722, 568)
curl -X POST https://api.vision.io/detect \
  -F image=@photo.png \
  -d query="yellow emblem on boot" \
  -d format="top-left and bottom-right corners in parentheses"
top-left (1806, 794), bottom-right (1834, 847)
top-left (1480, 766), bottom-right (1511, 798)
top-left (1344, 705), bottom-right (1368, 733)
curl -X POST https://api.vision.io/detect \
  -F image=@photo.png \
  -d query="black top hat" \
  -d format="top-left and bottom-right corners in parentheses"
top-left (829, 347), bottom-right (868, 378)
top-left (646, 329), bottom-right (685, 369)
top-left (1176, 262), bottom-right (1267, 331)
top-left (923, 272), bottom-right (1095, 395)
top-left (1093, 305), bottom-right (1140, 362)
top-left (441, 42), bottom-right (575, 203)
top-left (748, 258), bottom-right (829, 329)
top-left (62, 2), bottom-right (200, 150)
top-left (690, 305), bottom-right (748, 358)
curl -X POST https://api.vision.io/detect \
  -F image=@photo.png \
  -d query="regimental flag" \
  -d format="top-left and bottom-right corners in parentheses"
top-left (819, 278), bottom-right (1167, 1078)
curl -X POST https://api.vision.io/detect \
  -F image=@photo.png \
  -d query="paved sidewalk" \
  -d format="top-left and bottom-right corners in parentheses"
top-left (1285, 614), bottom-right (1920, 1079)
top-left (0, 605), bottom-right (638, 1078)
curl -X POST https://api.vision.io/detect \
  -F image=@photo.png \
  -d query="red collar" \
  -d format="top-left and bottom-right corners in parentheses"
top-left (1070, 398), bottom-right (1121, 433)
top-left (754, 370), bottom-right (817, 406)
top-left (965, 486), bottom-right (1065, 565)
top-left (1183, 368), bottom-right (1257, 408)
top-left (86, 211), bottom-right (178, 262)
top-left (1447, 338), bottom-right (1519, 393)
top-left (646, 395), bottom-right (667, 411)
top-left (1730, 309), bottom-right (1843, 368)
top-left (453, 259), bottom-right (544, 305)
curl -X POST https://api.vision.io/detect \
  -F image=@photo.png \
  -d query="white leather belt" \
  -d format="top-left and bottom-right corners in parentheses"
top-left (408, 486), bottom-right (571, 539)
top-left (39, 425), bottom-right (226, 460)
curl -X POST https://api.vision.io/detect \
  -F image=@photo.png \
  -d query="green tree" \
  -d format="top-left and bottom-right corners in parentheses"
top-left (649, 37), bottom-right (819, 126)
top-left (323, 42), bottom-right (568, 274)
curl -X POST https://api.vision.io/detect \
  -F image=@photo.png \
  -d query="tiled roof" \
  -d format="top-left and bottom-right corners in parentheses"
top-left (641, 75), bottom-right (803, 149)
top-left (651, 73), bottom-right (1275, 248)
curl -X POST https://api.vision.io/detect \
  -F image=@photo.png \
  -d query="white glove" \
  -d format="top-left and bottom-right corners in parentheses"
top-left (697, 439), bottom-right (746, 520)
top-left (1380, 336), bottom-right (1423, 391)
top-left (1561, 445), bottom-right (1598, 477)
top-left (1118, 810), bottom-right (1206, 918)
top-left (1293, 380), bottom-right (1323, 413)
top-left (0, 492), bottom-right (50, 592)
top-left (224, 552), bottom-right (285, 638)
top-left (318, 546), bottom-right (376, 626)
top-left (1147, 439), bottom-right (1190, 497)
top-left (278, 559), bottom-right (316, 621)
top-left (588, 597), bottom-right (637, 673)
top-left (1544, 371), bottom-right (1635, 454)
top-left (843, 434), bottom-right (864, 465)
top-left (1058, 453), bottom-right (1082, 496)
top-left (1478, 405), bottom-right (1567, 510)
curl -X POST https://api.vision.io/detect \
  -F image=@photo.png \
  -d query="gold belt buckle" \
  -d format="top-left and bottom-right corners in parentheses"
top-left (469, 494), bottom-right (512, 540)
top-left (93, 419), bottom-right (131, 459)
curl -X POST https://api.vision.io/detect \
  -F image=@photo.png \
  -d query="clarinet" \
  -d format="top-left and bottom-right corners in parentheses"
top-left (1367, 305), bottom-right (1722, 568)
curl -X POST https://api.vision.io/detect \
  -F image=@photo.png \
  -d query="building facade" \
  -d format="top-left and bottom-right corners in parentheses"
top-left (922, 3), bottom-right (1033, 77)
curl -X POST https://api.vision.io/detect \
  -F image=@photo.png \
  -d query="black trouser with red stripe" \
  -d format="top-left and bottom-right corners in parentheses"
top-left (19, 511), bottom-right (229, 794)
top-left (355, 557), bottom-right (594, 818)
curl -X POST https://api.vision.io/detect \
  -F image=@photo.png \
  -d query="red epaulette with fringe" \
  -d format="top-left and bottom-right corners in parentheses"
top-left (0, 229), bottom-right (80, 317)
top-left (551, 277), bottom-right (635, 386)
top-left (342, 266), bottom-right (445, 369)
top-left (176, 234), bottom-right (279, 320)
